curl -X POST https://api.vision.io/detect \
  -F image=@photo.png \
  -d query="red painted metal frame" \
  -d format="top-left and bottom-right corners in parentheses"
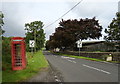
top-left (11, 37), bottom-right (26, 70)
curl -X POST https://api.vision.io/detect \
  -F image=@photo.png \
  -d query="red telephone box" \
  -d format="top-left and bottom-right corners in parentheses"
top-left (11, 37), bottom-right (26, 70)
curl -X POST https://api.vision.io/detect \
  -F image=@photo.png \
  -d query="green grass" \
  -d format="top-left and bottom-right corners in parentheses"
top-left (69, 51), bottom-right (104, 53)
top-left (2, 50), bottom-right (48, 82)
top-left (54, 52), bottom-right (120, 63)
top-left (62, 54), bottom-right (103, 61)
top-left (54, 52), bottom-right (104, 61)
top-left (54, 52), bottom-right (105, 61)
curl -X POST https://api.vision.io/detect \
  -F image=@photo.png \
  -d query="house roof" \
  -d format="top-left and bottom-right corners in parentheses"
top-left (82, 41), bottom-right (105, 46)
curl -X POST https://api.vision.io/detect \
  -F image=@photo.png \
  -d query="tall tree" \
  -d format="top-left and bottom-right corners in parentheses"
top-left (49, 18), bottom-right (102, 48)
top-left (59, 18), bottom-right (102, 41)
top-left (25, 21), bottom-right (45, 51)
top-left (104, 12), bottom-right (120, 51)
top-left (104, 12), bottom-right (120, 41)
top-left (48, 18), bottom-right (102, 50)
top-left (0, 11), bottom-right (5, 36)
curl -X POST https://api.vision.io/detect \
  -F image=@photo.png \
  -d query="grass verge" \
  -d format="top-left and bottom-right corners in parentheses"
top-left (2, 50), bottom-right (48, 82)
top-left (53, 52), bottom-right (119, 63)
top-left (55, 52), bottom-right (104, 61)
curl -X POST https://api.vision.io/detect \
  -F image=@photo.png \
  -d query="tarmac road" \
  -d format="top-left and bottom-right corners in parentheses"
top-left (43, 51), bottom-right (119, 83)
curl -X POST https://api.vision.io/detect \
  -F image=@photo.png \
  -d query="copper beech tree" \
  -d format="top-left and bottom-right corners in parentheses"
top-left (47, 17), bottom-right (102, 50)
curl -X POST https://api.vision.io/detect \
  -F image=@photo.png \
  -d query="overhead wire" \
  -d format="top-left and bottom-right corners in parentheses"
top-left (43, 0), bottom-right (83, 29)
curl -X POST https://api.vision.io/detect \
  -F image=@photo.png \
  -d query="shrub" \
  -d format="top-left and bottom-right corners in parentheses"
top-left (2, 37), bottom-right (11, 70)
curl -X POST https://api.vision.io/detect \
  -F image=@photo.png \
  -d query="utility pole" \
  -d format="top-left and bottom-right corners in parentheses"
top-left (118, 1), bottom-right (120, 12)
top-left (118, 2), bottom-right (120, 52)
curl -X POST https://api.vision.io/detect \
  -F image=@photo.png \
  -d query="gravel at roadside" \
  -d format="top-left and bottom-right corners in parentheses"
top-left (22, 61), bottom-right (64, 83)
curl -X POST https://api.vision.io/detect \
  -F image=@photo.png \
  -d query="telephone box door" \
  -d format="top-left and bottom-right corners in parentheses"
top-left (11, 37), bottom-right (26, 70)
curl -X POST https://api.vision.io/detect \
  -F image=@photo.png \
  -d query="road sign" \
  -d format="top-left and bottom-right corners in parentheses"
top-left (29, 40), bottom-right (35, 47)
top-left (76, 40), bottom-right (82, 56)
top-left (77, 43), bottom-right (82, 48)
top-left (76, 40), bottom-right (82, 48)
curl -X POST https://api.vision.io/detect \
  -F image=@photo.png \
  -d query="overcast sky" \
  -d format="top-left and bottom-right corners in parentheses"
top-left (1, 0), bottom-right (119, 41)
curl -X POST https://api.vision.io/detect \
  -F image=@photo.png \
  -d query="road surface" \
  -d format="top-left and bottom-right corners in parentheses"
top-left (43, 51), bottom-right (119, 83)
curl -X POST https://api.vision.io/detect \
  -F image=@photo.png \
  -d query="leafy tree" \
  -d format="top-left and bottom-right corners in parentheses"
top-left (59, 18), bottom-right (102, 40)
top-left (48, 18), bottom-right (102, 50)
top-left (0, 11), bottom-right (5, 35)
top-left (105, 12), bottom-right (120, 41)
top-left (25, 21), bottom-right (45, 51)
top-left (104, 12), bottom-right (120, 51)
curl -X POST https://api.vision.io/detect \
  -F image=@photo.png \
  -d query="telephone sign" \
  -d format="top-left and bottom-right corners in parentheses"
top-left (76, 40), bottom-right (82, 48)
top-left (77, 43), bottom-right (82, 48)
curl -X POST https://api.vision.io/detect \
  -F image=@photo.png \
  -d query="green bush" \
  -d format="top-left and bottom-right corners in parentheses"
top-left (2, 37), bottom-right (11, 70)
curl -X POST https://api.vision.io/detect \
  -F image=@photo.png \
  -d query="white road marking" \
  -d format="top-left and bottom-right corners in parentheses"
top-left (82, 64), bottom-right (111, 74)
top-left (69, 57), bottom-right (75, 59)
top-left (72, 61), bottom-right (76, 63)
top-left (61, 56), bottom-right (75, 59)
top-left (101, 61), bottom-right (119, 66)
top-left (68, 60), bottom-right (76, 63)
top-left (54, 76), bottom-right (57, 78)
top-left (68, 59), bottom-right (73, 62)
top-left (61, 56), bottom-right (76, 63)
top-left (55, 79), bottom-right (59, 82)
top-left (61, 56), bottom-right (69, 59)
top-left (103, 61), bottom-right (113, 64)
top-left (55, 56), bottom-right (57, 57)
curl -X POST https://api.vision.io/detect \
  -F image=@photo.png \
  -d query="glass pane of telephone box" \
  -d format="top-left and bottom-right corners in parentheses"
top-left (14, 44), bottom-right (22, 66)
